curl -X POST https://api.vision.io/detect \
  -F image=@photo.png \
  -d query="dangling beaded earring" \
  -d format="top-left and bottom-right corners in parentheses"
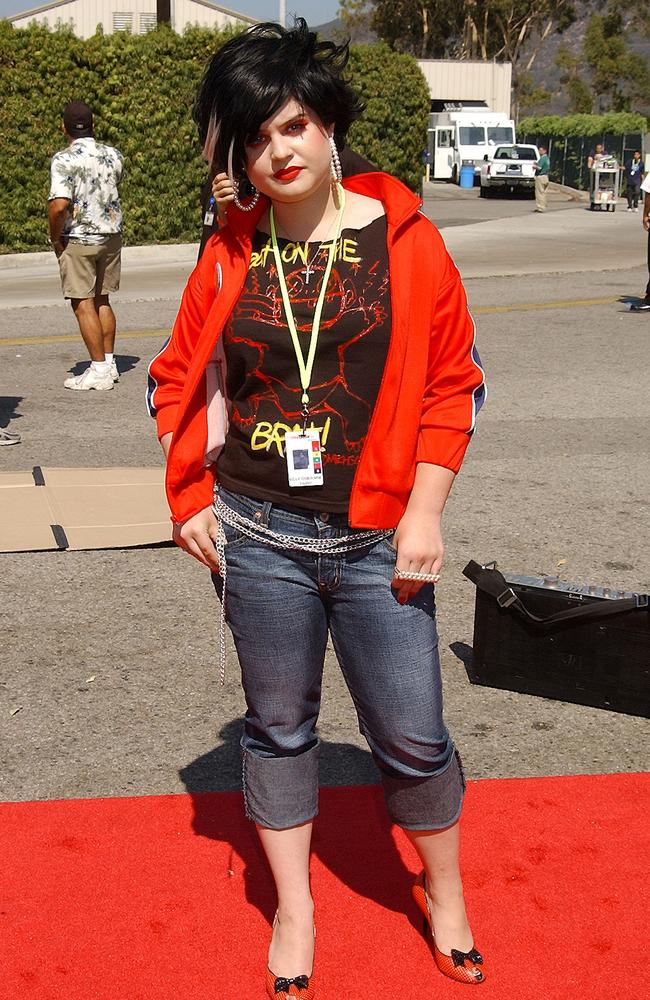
top-left (227, 138), bottom-right (260, 213)
top-left (232, 178), bottom-right (260, 213)
top-left (330, 136), bottom-right (343, 184)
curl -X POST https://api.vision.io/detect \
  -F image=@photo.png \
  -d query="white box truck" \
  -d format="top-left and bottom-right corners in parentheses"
top-left (427, 104), bottom-right (516, 183)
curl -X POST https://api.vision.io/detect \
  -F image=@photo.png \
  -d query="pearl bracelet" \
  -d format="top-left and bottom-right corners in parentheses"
top-left (394, 568), bottom-right (441, 583)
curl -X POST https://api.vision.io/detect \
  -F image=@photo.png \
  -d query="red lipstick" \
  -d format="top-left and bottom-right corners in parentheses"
top-left (274, 166), bottom-right (304, 181)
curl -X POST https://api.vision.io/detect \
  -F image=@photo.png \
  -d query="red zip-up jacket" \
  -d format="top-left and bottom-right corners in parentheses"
top-left (148, 172), bottom-right (486, 527)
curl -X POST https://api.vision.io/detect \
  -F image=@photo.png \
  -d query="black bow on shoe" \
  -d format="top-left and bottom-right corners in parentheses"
top-left (274, 975), bottom-right (310, 993)
top-left (451, 948), bottom-right (483, 968)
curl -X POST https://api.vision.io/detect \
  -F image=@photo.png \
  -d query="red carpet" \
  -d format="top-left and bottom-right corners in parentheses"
top-left (2, 773), bottom-right (648, 1000)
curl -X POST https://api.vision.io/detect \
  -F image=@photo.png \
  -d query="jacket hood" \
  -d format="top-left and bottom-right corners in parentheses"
top-left (226, 172), bottom-right (423, 246)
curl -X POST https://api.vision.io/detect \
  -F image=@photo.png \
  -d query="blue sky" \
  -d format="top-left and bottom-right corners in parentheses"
top-left (0, 0), bottom-right (341, 25)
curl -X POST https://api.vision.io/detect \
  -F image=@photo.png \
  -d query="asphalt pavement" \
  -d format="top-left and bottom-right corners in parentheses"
top-left (1, 185), bottom-right (649, 804)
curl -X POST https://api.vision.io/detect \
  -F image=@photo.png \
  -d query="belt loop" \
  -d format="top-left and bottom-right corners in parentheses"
top-left (260, 501), bottom-right (272, 527)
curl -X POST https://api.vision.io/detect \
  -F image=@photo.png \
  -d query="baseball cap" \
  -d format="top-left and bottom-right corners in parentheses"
top-left (63, 101), bottom-right (94, 137)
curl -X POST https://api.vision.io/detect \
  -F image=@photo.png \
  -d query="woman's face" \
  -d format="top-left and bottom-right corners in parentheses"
top-left (244, 98), bottom-right (333, 202)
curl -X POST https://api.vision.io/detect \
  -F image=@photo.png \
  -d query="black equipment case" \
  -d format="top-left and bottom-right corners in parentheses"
top-left (463, 561), bottom-right (650, 718)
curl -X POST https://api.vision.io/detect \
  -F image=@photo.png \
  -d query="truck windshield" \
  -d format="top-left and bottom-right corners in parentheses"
top-left (488, 127), bottom-right (514, 145)
top-left (493, 146), bottom-right (538, 161)
top-left (459, 127), bottom-right (486, 146)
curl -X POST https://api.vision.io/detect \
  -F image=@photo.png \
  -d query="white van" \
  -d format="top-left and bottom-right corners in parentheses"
top-left (427, 105), bottom-right (516, 182)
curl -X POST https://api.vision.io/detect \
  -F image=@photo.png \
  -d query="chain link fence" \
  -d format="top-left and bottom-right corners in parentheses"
top-left (519, 132), bottom-right (646, 190)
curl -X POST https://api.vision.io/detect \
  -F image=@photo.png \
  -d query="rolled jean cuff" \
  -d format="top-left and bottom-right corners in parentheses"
top-left (381, 748), bottom-right (466, 831)
top-left (242, 742), bottom-right (320, 830)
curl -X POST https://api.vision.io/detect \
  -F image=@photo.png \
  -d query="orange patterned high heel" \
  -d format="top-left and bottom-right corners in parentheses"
top-left (412, 872), bottom-right (485, 985)
top-left (265, 968), bottom-right (315, 999)
top-left (265, 914), bottom-right (316, 999)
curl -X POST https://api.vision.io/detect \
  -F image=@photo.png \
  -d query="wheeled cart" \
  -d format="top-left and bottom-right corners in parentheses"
top-left (589, 158), bottom-right (620, 211)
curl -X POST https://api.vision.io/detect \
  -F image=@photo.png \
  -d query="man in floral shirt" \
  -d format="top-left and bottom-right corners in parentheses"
top-left (48, 102), bottom-right (124, 390)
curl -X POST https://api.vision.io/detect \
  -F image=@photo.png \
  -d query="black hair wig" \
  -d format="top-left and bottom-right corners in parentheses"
top-left (193, 18), bottom-right (363, 176)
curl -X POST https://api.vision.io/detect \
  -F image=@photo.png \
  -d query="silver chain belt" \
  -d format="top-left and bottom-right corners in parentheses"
top-left (212, 491), bottom-right (392, 684)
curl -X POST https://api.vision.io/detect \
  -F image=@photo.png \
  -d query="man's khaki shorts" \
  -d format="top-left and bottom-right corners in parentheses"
top-left (58, 234), bottom-right (122, 300)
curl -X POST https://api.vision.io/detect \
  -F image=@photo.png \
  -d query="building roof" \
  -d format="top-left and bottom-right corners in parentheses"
top-left (9, 0), bottom-right (257, 26)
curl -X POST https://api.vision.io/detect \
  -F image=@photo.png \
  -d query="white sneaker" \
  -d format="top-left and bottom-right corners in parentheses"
top-left (64, 367), bottom-right (114, 391)
top-left (627, 207), bottom-right (633, 212)
top-left (634, 207), bottom-right (639, 213)
top-left (0, 429), bottom-right (21, 445)
top-left (110, 360), bottom-right (119, 382)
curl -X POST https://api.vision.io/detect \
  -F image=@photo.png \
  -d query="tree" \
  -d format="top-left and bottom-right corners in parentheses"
top-left (345, 1), bottom-right (650, 116)
top-left (555, 43), bottom-right (593, 113)
top-left (368, 1), bottom-right (463, 58)
top-left (516, 71), bottom-right (552, 113)
top-left (583, 8), bottom-right (650, 112)
top-left (347, 42), bottom-right (431, 189)
top-left (352, 1), bottom-right (579, 114)
top-left (342, 0), bottom-right (456, 57)
top-left (338, 0), bottom-right (374, 42)
top-left (460, 0), bottom-right (576, 65)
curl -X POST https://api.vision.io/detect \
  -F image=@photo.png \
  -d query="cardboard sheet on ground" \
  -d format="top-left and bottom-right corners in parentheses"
top-left (0, 467), bottom-right (171, 552)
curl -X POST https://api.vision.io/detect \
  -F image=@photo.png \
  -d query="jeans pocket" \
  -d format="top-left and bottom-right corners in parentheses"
top-left (379, 532), bottom-right (397, 554)
top-left (221, 518), bottom-right (249, 549)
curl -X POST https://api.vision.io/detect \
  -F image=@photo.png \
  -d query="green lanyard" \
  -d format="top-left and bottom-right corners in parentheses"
top-left (269, 187), bottom-right (346, 422)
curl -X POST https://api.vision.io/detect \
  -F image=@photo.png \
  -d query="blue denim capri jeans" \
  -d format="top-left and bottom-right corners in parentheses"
top-left (213, 488), bottom-right (465, 832)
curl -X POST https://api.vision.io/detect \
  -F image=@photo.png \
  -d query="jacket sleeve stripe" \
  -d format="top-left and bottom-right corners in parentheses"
top-left (145, 336), bottom-right (171, 417)
top-left (468, 315), bottom-right (487, 434)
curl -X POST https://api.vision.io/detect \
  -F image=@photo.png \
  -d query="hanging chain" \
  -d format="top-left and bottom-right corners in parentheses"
top-left (212, 491), bottom-right (391, 685)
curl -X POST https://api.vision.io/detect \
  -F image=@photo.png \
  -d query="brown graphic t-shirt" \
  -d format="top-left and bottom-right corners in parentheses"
top-left (216, 215), bottom-right (391, 512)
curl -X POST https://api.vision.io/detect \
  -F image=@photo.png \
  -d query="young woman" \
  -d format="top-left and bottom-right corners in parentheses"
top-left (147, 20), bottom-right (486, 999)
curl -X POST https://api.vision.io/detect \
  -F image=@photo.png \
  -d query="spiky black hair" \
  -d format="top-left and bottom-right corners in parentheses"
top-left (193, 18), bottom-right (363, 176)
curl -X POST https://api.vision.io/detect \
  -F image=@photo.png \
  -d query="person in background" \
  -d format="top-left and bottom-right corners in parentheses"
top-left (631, 169), bottom-right (650, 311)
top-left (148, 20), bottom-right (487, 999)
top-left (623, 150), bottom-right (644, 212)
top-left (534, 145), bottom-right (550, 213)
top-left (48, 101), bottom-right (124, 391)
top-left (587, 143), bottom-right (608, 169)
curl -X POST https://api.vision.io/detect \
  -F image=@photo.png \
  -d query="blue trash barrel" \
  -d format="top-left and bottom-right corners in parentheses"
top-left (459, 164), bottom-right (475, 188)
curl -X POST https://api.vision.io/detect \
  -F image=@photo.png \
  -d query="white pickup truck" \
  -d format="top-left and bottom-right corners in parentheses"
top-left (479, 144), bottom-right (540, 197)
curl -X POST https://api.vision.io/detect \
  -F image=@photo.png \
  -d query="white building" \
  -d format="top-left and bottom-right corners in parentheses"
top-left (417, 60), bottom-right (512, 118)
top-left (8, 0), bottom-right (256, 38)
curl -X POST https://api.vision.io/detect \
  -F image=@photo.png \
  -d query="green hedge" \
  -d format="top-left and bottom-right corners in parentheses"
top-left (0, 23), bottom-right (429, 253)
top-left (347, 42), bottom-right (430, 192)
top-left (518, 112), bottom-right (648, 137)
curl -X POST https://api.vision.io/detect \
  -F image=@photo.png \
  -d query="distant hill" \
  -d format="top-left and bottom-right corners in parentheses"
top-left (520, 7), bottom-right (650, 115)
top-left (315, 16), bottom-right (376, 45)
top-left (316, 8), bottom-right (650, 118)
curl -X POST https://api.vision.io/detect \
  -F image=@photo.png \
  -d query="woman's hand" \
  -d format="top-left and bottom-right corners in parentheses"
top-left (391, 509), bottom-right (444, 604)
top-left (172, 505), bottom-right (221, 571)
top-left (212, 172), bottom-right (234, 221)
top-left (389, 463), bottom-right (454, 603)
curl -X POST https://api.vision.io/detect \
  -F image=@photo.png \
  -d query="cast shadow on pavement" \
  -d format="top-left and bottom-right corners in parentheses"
top-left (66, 354), bottom-right (140, 378)
top-left (0, 395), bottom-right (23, 430)
top-left (449, 641), bottom-right (473, 670)
top-left (179, 718), bottom-right (420, 930)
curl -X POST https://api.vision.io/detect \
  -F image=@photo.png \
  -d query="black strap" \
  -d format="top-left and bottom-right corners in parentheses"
top-left (463, 560), bottom-right (648, 629)
top-left (50, 524), bottom-right (69, 550)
